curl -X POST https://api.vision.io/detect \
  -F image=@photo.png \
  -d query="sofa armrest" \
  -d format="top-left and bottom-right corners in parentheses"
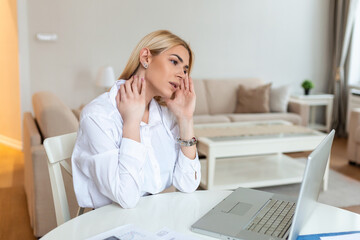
top-left (31, 145), bottom-right (57, 236)
top-left (23, 112), bottom-right (42, 146)
top-left (23, 112), bottom-right (57, 237)
top-left (287, 100), bottom-right (309, 126)
top-left (23, 112), bottom-right (41, 231)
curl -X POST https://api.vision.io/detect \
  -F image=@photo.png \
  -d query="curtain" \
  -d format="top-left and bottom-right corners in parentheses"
top-left (329, 0), bottom-right (359, 137)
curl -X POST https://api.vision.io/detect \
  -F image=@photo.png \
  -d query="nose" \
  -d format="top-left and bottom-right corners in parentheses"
top-left (176, 68), bottom-right (186, 80)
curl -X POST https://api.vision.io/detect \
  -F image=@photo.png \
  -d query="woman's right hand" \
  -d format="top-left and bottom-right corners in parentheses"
top-left (116, 75), bottom-right (146, 126)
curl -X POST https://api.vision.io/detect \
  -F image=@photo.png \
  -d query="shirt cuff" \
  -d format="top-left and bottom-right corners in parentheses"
top-left (119, 138), bottom-right (147, 172)
top-left (177, 150), bottom-right (200, 173)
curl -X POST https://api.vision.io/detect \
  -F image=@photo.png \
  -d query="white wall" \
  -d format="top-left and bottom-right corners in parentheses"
top-left (20, 0), bottom-right (332, 111)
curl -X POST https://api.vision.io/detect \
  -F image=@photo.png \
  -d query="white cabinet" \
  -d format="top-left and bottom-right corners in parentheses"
top-left (290, 94), bottom-right (334, 132)
top-left (347, 89), bottom-right (360, 133)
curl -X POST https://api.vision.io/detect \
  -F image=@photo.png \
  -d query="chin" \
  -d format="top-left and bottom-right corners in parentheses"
top-left (160, 89), bottom-right (175, 100)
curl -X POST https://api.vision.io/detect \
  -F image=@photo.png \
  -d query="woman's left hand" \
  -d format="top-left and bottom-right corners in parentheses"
top-left (165, 75), bottom-right (196, 121)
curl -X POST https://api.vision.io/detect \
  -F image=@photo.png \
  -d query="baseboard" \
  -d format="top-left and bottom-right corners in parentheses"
top-left (0, 135), bottom-right (22, 150)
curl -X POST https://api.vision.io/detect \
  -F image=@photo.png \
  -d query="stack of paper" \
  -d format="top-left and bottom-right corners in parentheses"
top-left (86, 224), bottom-right (201, 240)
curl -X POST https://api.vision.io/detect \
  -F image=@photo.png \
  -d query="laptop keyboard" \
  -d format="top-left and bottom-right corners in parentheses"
top-left (246, 199), bottom-right (296, 239)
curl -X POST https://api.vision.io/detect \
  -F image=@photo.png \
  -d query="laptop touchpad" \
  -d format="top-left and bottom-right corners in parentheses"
top-left (228, 202), bottom-right (252, 216)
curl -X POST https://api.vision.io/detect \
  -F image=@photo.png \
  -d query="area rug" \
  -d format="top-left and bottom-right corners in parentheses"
top-left (255, 169), bottom-right (360, 208)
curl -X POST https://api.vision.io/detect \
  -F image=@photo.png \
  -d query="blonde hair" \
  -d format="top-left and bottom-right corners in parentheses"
top-left (119, 30), bottom-right (194, 80)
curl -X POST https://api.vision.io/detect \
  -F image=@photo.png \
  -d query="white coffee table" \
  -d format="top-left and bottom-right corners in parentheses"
top-left (194, 121), bottom-right (328, 191)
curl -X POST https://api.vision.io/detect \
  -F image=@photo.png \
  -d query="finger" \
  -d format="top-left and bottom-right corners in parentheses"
top-left (137, 75), bottom-right (142, 93)
top-left (140, 77), bottom-right (146, 96)
top-left (133, 75), bottom-right (138, 91)
top-left (132, 75), bottom-right (139, 95)
top-left (180, 77), bottom-right (184, 90)
top-left (124, 78), bottom-right (133, 96)
top-left (126, 75), bottom-right (134, 92)
top-left (116, 89), bottom-right (121, 103)
top-left (130, 75), bottom-right (136, 92)
top-left (120, 85), bottom-right (126, 101)
top-left (189, 76), bottom-right (194, 93)
top-left (185, 75), bottom-right (189, 91)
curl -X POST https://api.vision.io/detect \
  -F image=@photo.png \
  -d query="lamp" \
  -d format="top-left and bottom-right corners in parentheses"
top-left (96, 66), bottom-right (115, 89)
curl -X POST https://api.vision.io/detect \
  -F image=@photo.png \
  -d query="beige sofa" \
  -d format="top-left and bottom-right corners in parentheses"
top-left (23, 92), bottom-right (80, 237)
top-left (23, 78), bottom-right (308, 237)
top-left (193, 78), bottom-right (307, 125)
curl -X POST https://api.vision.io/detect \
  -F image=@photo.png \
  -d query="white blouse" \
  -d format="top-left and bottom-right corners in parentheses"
top-left (72, 80), bottom-right (201, 209)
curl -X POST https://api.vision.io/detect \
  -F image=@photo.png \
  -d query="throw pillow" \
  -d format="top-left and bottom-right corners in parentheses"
top-left (235, 83), bottom-right (271, 113)
top-left (270, 85), bottom-right (290, 112)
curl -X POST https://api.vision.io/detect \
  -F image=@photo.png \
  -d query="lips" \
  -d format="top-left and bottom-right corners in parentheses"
top-left (169, 82), bottom-right (179, 89)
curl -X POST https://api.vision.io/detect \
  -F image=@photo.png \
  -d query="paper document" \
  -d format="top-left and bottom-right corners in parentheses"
top-left (86, 224), bottom-right (157, 240)
top-left (320, 233), bottom-right (360, 240)
top-left (86, 224), bottom-right (201, 240)
top-left (155, 227), bottom-right (201, 240)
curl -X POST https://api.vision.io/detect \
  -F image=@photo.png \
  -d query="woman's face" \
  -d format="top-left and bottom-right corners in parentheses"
top-left (145, 45), bottom-right (190, 99)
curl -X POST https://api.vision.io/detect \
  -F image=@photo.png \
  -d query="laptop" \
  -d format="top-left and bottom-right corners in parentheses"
top-left (191, 130), bottom-right (335, 240)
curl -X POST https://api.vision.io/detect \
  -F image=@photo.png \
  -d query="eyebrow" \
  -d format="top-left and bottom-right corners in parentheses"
top-left (171, 54), bottom-right (189, 69)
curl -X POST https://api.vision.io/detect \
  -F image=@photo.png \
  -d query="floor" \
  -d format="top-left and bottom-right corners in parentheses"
top-left (0, 137), bottom-right (359, 239)
top-left (0, 144), bottom-right (35, 240)
top-left (286, 137), bottom-right (360, 215)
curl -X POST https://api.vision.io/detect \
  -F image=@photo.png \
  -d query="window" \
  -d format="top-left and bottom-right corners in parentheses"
top-left (349, 3), bottom-right (360, 86)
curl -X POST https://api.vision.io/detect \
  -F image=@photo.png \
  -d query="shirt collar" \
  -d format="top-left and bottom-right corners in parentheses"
top-left (146, 99), bottom-right (162, 127)
top-left (109, 80), bottom-right (125, 109)
top-left (109, 80), bottom-right (162, 127)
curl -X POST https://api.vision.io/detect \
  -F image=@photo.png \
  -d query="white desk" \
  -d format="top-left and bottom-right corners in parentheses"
top-left (41, 191), bottom-right (360, 240)
top-left (290, 94), bottom-right (334, 132)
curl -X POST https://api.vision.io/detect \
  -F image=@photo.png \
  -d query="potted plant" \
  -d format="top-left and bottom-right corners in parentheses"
top-left (301, 79), bottom-right (314, 95)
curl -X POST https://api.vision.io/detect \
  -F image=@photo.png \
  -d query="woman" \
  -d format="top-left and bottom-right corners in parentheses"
top-left (72, 30), bottom-right (201, 209)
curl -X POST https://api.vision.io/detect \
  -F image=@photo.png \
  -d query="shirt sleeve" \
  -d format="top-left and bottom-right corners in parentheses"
top-left (162, 107), bottom-right (201, 193)
top-left (72, 115), bottom-right (146, 208)
top-left (173, 147), bottom-right (201, 193)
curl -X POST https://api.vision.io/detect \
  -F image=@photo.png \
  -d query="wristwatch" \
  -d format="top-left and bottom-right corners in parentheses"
top-left (176, 137), bottom-right (198, 147)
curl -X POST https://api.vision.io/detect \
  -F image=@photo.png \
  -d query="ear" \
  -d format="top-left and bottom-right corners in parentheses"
top-left (139, 48), bottom-right (152, 66)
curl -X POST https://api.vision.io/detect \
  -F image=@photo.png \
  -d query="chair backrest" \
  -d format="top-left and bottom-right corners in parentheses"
top-left (44, 132), bottom-right (81, 226)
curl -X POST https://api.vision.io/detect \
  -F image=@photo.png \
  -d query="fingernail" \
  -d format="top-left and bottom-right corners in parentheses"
top-left (141, 77), bottom-right (144, 81)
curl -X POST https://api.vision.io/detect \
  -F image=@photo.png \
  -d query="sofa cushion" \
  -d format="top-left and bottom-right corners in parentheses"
top-left (235, 83), bottom-right (271, 113)
top-left (193, 79), bottom-right (210, 115)
top-left (227, 113), bottom-right (302, 125)
top-left (204, 78), bottom-right (264, 115)
top-left (32, 92), bottom-right (79, 139)
top-left (270, 85), bottom-right (290, 113)
top-left (193, 115), bottom-right (231, 124)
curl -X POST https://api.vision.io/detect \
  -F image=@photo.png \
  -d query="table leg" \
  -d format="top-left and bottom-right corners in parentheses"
top-left (310, 105), bottom-right (316, 127)
top-left (206, 152), bottom-right (216, 190)
top-left (326, 99), bottom-right (333, 132)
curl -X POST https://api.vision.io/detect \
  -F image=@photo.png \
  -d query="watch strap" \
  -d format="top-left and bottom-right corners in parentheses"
top-left (176, 137), bottom-right (198, 147)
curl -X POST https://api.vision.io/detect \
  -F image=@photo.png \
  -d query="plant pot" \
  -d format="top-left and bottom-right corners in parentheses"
top-left (304, 89), bottom-right (310, 95)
